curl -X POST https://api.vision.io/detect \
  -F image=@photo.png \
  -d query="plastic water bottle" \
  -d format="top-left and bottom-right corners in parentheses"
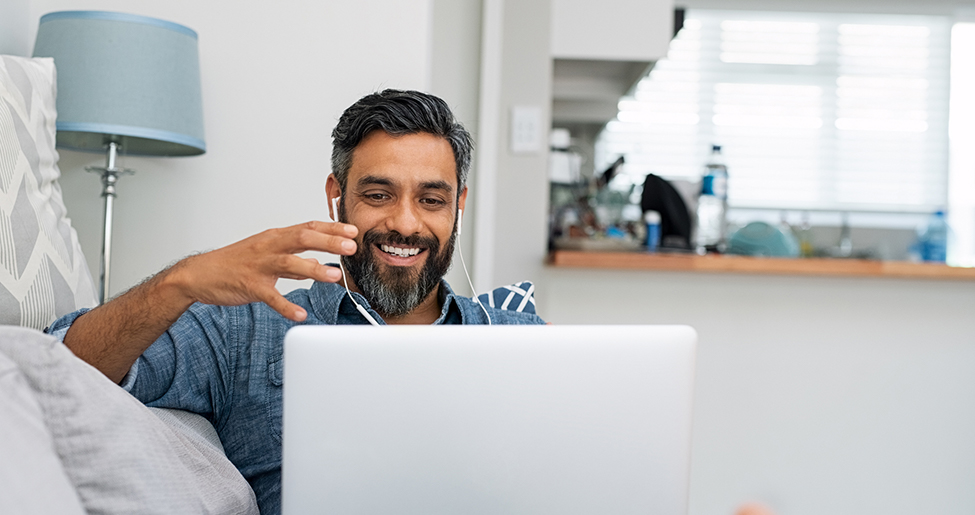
top-left (918, 210), bottom-right (949, 263)
top-left (644, 210), bottom-right (661, 252)
top-left (694, 145), bottom-right (729, 253)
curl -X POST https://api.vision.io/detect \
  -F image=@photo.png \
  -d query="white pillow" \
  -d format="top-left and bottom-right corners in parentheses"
top-left (0, 54), bottom-right (97, 330)
top-left (0, 346), bottom-right (85, 515)
top-left (0, 326), bottom-right (259, 515)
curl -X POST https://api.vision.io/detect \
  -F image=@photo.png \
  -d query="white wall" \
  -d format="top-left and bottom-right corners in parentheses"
top-left (430, 0), bottom-right (483, 296)
top-left (27, 0), bottom-right (437, 297)
top-left (0, 0), bottom-right (30, 55)
top-left (538, 268), bottom-right (975, 514)
top-left (475, 0), bottom-right (552, 290)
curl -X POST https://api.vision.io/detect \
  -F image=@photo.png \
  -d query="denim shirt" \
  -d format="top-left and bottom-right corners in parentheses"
top-left (47, 280), bottom-right (544, 515)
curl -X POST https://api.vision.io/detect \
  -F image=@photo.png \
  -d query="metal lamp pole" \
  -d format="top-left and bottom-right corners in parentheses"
top-left (87, 141), bottom-right (133, 304)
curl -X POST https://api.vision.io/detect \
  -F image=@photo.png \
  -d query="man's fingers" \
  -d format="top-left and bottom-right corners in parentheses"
top-left (302, 258), bottom-right (344, 283)
top-left (275, 255), bottom-right (343, 283)
top-left (286, 226), bottom-right (358, 255)
top-left (295, 220), bottom-right (358, 243)
top-left (300, 220), bottom-right (358, 238)
top-left (261, 290), bottom-right (307, 322)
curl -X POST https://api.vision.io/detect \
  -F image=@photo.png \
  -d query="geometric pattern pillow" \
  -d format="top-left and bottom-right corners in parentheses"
top-left (0, 55), bottom-right (97, 330)
top-left (477, 280), bottom-right (537, 314)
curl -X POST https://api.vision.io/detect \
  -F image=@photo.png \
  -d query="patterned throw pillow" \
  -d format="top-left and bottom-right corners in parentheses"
top-left (478, 280), bottom-right (536, 314)
top-left (0, 55), bottom-right (97, 330)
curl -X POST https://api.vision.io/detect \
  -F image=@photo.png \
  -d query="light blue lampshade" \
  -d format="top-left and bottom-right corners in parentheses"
top-left (32, 11), bottom-right (205, 156)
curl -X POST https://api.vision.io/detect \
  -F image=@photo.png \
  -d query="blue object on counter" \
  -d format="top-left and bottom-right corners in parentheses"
top-left (727, 221), bottom-right (800, 258)
top-left (917, 210), bottom-right (948, 263)
top-left (644, 210), bottom-right (661, 251)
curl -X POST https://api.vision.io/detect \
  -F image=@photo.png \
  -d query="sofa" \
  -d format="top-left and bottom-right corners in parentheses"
top-left (0, 54), bottom-right (259, 514)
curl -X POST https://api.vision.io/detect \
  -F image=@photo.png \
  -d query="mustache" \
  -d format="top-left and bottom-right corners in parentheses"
top-left (361, 229), bottom-right (440, 251)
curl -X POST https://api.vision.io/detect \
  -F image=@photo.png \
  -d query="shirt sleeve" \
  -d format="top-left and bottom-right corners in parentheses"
top-left (47, 303), bottom-right (241, 425)
top-left (46, 307), bottom-right (151, 390)
top-left (45, 307), bottom-right (91, 339)
top-left (124, 302), bottom-right (241, 425)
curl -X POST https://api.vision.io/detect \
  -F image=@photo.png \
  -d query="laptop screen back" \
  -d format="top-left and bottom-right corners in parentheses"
top-left (282, 325), bottom-right (696, 515)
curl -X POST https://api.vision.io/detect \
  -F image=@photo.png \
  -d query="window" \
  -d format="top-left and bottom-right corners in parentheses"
top-left (594, 10), bottom-right (951, 215)
top-left (949, 22), bottom-right (975, 266)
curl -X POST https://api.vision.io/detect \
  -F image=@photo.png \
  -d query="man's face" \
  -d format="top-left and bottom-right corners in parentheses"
top-left (325, 131), bottom-right (467, 317)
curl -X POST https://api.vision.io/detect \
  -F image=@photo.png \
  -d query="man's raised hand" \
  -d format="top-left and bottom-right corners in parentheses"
top-left (168, 221), bottom-right (358, 321)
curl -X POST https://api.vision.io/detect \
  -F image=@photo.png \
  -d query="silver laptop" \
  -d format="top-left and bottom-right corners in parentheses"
top-left (282, 325), bottom-right (696, 515)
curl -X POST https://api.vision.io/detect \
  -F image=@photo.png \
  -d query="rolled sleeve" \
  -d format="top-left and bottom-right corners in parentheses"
top-left (45, 308), bottom-right (91, 340)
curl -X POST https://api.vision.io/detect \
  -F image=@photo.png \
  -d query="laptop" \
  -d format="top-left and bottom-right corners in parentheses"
top-left (282, 325), bottom-right (697, 515)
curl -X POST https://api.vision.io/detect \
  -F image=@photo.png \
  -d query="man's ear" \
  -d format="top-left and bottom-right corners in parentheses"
top-left (325, 174), bottom-right (342, 221)
top-left (458, 186), bottom-right (468, 213)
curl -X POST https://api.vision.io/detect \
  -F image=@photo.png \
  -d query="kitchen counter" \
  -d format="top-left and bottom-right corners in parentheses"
top-left (548, 250), bottom-right (975, 281)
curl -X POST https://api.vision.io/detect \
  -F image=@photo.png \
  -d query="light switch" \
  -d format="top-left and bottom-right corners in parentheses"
top-left (510, 105), bottom-right (543, 154)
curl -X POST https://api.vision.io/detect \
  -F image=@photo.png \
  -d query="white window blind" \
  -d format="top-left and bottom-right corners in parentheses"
top-left (594, 10), bottom-right (951, 213)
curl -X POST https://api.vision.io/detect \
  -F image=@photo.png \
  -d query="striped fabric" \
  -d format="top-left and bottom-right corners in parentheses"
top-left (0, 55), bottom-right (97, 330)
top-left (477, 281), bottom-right (536, 315)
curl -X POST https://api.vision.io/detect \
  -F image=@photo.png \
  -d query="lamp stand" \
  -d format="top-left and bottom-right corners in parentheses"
top-left (86, 141), bottom-right (134, 304)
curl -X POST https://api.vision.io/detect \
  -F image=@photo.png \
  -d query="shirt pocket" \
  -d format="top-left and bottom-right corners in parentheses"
top-left (267, 355), bottom-right (284, 442)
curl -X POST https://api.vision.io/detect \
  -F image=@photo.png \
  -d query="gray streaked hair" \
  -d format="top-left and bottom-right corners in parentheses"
top-left (330, 89), bottom-right (473, 196)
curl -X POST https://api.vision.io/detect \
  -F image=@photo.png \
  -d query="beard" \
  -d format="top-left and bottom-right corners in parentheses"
top-left (340, 206), bottom-right (457, 317)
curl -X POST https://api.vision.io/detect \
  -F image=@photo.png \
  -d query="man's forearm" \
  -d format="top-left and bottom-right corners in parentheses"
top-left (63, 261), bottom-right (196, 384)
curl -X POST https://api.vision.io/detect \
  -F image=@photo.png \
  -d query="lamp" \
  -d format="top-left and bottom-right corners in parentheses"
top-left (33, 11), bottom-right (205, 304)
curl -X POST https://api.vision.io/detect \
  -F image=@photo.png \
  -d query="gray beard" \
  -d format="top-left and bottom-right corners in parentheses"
top-left (342, 226), bottom-right (456, 318)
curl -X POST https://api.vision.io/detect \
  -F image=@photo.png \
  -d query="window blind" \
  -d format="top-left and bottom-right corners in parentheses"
top-left (594, 10), bottom-right (951, 213)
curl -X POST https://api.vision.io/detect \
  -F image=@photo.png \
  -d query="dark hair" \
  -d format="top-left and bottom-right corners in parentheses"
top-left (331, 89), bottom-right (473, 195)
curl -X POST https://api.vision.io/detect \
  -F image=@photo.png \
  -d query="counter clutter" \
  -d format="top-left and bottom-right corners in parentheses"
top-left (549, 144), bottom-right (948, 264)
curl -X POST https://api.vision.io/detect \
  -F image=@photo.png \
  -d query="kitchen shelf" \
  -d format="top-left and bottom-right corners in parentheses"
top-left (548, 250), bottom-right (975, 281)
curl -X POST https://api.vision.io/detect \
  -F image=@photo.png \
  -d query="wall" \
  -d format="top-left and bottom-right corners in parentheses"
top-left (537, 268), bottom-right (975, 514)
top-left (26, 0), bottom-right (438, 297)
top-left (0, 0), bottom-right (30, 55)
top-left (474, 0), bottom-right (552, 290)
top-left (430, 0), bottom-right (483, 296)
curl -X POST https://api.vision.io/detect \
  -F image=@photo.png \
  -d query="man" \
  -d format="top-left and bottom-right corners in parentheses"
top-left (47, 89), bottom-right (545, 514)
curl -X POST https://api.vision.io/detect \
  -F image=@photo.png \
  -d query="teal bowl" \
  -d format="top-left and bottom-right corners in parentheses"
top-left (727, 221), bottom-right (800, 258)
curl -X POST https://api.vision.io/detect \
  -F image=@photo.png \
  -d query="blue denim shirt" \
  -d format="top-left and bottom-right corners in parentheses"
top-left (47, 280), bottom-right (544, 515)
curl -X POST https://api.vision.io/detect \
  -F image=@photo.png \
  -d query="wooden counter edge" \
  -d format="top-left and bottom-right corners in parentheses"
top-left (547, 250), bottom-right (975, 281)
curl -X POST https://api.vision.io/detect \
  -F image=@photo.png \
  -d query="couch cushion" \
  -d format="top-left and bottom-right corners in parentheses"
top-left (0, 54), bottom-right (97, 330)
top-left (0, 326), bottom-right (258, 515)
top-left (0, 345), bottom-right (85, 515)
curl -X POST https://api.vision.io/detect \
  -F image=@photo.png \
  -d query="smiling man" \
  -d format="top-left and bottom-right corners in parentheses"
top-left (328, 129), bottom-right (464, 324)
top-left (46, 90), bottom-right (545, 515)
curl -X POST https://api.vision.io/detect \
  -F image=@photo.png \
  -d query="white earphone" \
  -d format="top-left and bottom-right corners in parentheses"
top-left (456, 208), bottom-right (491, 325)
top-left (332, 195), bottom-right (380, 326)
